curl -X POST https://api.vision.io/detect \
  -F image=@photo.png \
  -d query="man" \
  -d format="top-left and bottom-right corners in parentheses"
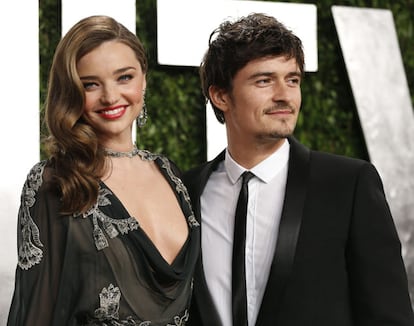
top-left (183, 13), bottom-right (414, 326)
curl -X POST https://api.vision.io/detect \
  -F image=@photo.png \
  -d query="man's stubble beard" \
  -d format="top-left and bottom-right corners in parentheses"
top-left (256, 120), bottom-right (297, 143)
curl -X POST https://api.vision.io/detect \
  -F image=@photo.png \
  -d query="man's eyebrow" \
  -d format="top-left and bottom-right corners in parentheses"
top-left (286, 71), bottom-right (302, 78)
top-left (248, 70), bottom-right (301, 80)
top-left (247, 71), bottom-right (274, 80)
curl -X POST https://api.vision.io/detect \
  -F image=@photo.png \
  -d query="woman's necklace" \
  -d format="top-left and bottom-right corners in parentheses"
top-left (103, 144), bottom-right (140, 158)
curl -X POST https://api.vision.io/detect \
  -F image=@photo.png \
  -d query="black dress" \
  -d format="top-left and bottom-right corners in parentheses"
top-left (7, 150), bottom-right (200, 326)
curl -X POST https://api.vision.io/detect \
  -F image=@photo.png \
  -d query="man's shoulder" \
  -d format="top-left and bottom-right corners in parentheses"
top-left (182, 151), bottom-right (226, 197)
top-left (183, 150), bottom-right (225, 180)
top-left (289, 136), bottom-right (370, 173)
top-left (310, 149), bottom-right (368, 168)
top-left (182, 161), bottom-right (212, 187)
top-left (183, 162), bottom-right (208, 177)
top-left (305, 148), bottom-right (383, 185)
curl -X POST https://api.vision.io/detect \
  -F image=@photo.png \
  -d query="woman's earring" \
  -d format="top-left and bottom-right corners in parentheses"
top-left (137, 89), bottom-right (148, 128)
top-left (137, 101), bottom-right (148, 128)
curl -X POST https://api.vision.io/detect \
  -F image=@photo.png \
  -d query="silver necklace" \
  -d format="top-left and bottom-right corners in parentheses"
top-left (103, 144), bottom-right (139, 158)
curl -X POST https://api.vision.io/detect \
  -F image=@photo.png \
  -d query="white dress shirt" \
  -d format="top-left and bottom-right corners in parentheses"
top-left (201, 139), bottom-right (290, 326)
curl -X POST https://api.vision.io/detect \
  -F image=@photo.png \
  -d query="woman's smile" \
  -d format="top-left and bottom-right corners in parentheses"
top-left (98, 105), bottom-right (127, 120)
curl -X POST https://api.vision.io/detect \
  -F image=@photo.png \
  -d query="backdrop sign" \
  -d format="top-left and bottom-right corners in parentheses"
top-left (332, 6), bottom-right (414, 300)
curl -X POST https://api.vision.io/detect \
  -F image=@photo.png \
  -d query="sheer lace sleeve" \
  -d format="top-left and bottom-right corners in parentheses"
top-left (8, 161), bottom-right (67, 326)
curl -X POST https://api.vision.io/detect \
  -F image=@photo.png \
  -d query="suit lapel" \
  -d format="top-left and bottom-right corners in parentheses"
top-left (184, 151), bottom-right (225, 326)
top-left (184, 150), bottom-right (225, 221)
top-left (256, 137), bottom-right (310, 325)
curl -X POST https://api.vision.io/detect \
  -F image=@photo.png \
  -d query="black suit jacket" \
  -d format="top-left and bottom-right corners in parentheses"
top-left (182, 137), bottom-right (414, 326)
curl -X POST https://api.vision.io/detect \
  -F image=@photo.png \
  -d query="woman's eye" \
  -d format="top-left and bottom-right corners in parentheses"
top-left (83, 82), bottom-right (97, 90)
top-left (119, 74), bottom-right (133, 82)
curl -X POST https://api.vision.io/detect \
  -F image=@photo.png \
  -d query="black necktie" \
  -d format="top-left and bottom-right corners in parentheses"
top-left (232, 171), bottom-right (254, 326)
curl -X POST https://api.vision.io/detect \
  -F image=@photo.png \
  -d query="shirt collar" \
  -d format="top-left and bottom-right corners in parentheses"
top-left (224, 139), bottom-right (290, 184)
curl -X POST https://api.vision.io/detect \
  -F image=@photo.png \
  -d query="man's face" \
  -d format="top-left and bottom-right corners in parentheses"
top-left (215, 56), bottom-right (302, 149)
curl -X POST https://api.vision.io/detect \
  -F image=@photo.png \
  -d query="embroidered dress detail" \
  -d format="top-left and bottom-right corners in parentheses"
top-left (138, 150), bottom-right (200, 228)
top-left (167, 310), bottom-right (189, 326)
top-left (77, 188), bottom-right (140, 251)
top-left (18, 161), bottom-right (46, 270)
top-left (159, 157), bottom-right (199, 228)
top-left (89, 284), bottom-right (189, 325)
top-left (94, 284), bottom-right (121, 320)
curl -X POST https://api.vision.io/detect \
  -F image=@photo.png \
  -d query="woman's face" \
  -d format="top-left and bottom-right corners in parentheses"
top-left (77, 40), bottom-right (146, 144)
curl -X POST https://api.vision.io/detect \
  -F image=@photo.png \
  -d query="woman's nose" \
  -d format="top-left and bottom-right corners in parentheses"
top-left (100, 85), bottom-right (119, 105)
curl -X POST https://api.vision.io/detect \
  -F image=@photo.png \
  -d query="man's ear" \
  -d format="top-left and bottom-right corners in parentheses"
top-left (209, 85), bottom-right (229, 112)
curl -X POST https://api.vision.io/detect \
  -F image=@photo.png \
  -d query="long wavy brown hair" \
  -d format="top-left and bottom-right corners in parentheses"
top-left (44, 15), bottom-right (148, 214)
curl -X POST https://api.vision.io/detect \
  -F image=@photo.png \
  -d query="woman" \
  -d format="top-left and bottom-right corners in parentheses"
top-left (7, 15), bottom-right (199, 326)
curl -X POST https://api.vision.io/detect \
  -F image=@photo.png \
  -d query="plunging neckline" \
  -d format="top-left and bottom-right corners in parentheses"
top-left (99, 177), bottom-right (190, 268)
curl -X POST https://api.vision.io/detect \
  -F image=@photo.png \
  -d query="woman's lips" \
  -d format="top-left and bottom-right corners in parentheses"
top-left (98, 105), bottom-right (127, 119)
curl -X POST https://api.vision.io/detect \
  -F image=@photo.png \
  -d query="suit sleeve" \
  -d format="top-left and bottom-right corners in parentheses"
top-left (347, 162), bottom-right (414, 325)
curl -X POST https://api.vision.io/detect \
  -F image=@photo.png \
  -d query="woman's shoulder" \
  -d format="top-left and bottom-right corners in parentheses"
top-left (21, 159), bottom-right (62, 204)
top-left (26, 160), bottom-right (48, 174)
top-left (23, 160), bottom-right (48, 190)
top-left (23, 159), bottom-right (57, 190)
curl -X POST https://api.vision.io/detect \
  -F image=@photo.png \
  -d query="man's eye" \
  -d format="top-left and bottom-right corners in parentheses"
top-left (288, 78), bottom-right (300, 85)
top-left (256, 78), bottom-right (271, 85)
